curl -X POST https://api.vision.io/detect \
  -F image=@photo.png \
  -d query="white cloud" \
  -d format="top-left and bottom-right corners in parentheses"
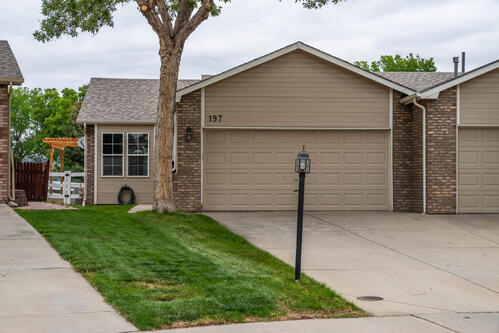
top-left (1, 0), bottom-right (498, 90)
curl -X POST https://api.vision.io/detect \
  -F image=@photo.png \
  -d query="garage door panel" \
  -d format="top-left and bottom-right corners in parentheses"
top-left (459, 128), bottom-right (499, 213)
top-left (484, 195), bottom-right (499, 208)
top-left (484, 152), bottom-right (499, 164)
top-left (204, 130), bottom-right (389, 211)
top-left (321, 152), bottom-right (341, 165)
top-left (484, 173), bottom-right (499, 186)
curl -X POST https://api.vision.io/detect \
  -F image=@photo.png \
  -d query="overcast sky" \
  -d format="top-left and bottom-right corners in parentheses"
top-left (1, 0), bottom-right (498, 90)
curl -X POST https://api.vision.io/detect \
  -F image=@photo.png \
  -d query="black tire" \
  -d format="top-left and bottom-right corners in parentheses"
top-left (117, 185), bottom-right (135, 205)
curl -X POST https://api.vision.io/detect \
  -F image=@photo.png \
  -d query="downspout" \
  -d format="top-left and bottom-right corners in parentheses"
top-left (7, 81), bottom-right (15, 202)
top-left (413, 98), bottom-right (426, 214)
top-left (83, 123), bottom-right (87, 206)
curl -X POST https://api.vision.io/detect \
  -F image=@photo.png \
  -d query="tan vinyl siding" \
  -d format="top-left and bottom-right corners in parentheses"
top-left (458, 128), bottom-right (499, 213)
top-left (96, 125), bottom-right (154, 204)
top-left (203, 129), bottom-right (389, 211)
top-left (460, 68), bottom-right (499, 125)
top-left (205, 50), bottom-right (390, 129)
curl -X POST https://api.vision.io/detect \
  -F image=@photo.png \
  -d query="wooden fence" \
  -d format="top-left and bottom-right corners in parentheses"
top-left (15, 162), bottom-right (50, 201)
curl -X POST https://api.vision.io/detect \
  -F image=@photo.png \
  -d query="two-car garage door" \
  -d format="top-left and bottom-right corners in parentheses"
top-left (203, 129), bottom-right (389, 211)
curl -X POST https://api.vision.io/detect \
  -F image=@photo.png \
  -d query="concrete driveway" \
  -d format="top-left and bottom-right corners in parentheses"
top-left (206, 211), bottom-right (499, 330)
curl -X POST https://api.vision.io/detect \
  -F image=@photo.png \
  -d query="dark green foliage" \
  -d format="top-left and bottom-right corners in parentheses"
top-left (35, 0), bottom-right (345, 42)
top-left (10, 85), bottom-right (87, 171)
top-left (17, 206), bottom-right (365, 330)
top-left (293, 0), bottom-right (344, 9)
top-left (355, 54), bottom-right (437, 72)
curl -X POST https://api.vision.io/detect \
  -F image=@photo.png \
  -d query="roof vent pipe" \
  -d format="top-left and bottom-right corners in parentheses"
top-left (453, 57), bottom-right (459, 77)
top-left (461, 52), bottom-right (466, 73)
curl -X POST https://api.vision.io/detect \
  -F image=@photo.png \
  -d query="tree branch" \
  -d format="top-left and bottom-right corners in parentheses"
top-left (173, 0), bottom-right (193, 35)
top-left (153, 0), bottom-right (174, 38)
top-left (176, 0), bottom-right (213, 43)
top-left (136, 0), bottom-right (170, 44)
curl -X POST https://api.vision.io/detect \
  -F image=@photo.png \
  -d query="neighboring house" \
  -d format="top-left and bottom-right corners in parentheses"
top-left (77, 42), bottom-right (499, 214)
top-left (0, 41), bottom-right (23, 202)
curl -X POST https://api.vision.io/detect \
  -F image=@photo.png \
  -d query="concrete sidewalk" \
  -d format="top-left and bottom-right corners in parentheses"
top-left (0, 204), bottom-right (136, 333)
top-left (144, 314), bottom-right (499, 333)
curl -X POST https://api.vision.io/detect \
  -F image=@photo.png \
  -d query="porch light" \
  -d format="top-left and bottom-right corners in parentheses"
top-left (185, 127), bottom-right (193, 142)
top-left (294, 146), bottom-right (311, 174)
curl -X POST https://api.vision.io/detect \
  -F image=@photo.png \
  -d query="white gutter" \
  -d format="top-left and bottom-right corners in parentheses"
top-left (94, 124), bottom-right (98, 205)
top-left (401, 92), bottom-right (440, 105)
top-left (76, 120), bottom-right (156, 125)
top-left (7, 81), bottom-right (15, 202)
top-left (83, 123), bottom-right (87, 206)
top-left (413, 98), bottom-right (427, 214)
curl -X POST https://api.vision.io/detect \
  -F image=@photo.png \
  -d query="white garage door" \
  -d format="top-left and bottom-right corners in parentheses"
top-left (203, 130), bottom-right (389, 211)
top-left (459, 128), bottom-right (499, 213)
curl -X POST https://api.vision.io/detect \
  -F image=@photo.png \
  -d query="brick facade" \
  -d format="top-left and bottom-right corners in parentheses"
top-left (392, 88), bottom-right (457, 214)
top-left (0, 85), bottom-right (9, 202)
top-left (173, 90), bottom-right (202, 211)
top-left (392, 91), bottom-right (423, 212)
top-left (85, 125), bottom-right (95, 205)
top-left (424, 87), bottom-right (457, 214)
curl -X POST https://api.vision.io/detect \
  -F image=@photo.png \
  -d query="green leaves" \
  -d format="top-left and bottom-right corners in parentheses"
top-left (34, 0), bottom-right (131, 42)
top-left (293, 0), bottom-right (344, 9)
top-left (355, 54), bottom-right (437, 72)
top-left (10, 85), bottom-right (87, 170)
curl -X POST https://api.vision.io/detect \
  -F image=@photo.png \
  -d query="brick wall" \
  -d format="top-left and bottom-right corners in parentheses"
top-left (392, 88), bottom-right (457, 214)
top-left (85, 125), bottom-right (95, 205)
top-left (392, 90), bottom-right (423, 212)
top-left (173, 90), bottom-right (201, 211)
top-left (0, 85), bottom-right (9, 202)
top-left (412, 104), bottom-right (424, 213)
top-left (425, 87), bottom-right (457, 214)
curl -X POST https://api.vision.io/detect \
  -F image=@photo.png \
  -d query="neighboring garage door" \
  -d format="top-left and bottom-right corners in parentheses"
top-left (459, 128), bottom-right (499, 213)
top-left (203, 129), bottom-right (389, 211)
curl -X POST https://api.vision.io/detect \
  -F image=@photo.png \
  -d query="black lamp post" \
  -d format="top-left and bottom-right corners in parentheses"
top-left (294, 146), bottom-right (311, 281)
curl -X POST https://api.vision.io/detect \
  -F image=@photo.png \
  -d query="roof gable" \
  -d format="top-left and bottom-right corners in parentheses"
top-left (0, 40), bottom-right (23, 85)
top-left (175, 42), bottom-right (415, 101)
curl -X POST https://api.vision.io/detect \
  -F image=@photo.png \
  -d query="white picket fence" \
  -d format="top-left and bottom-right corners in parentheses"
top-left (47, 171), bottom-right (85, 205)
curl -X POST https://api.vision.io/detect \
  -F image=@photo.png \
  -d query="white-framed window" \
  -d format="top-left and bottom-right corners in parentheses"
top-left (102, 133), bottom-right (124, 177)
top-left (127, 133), bottom-right (149, 177)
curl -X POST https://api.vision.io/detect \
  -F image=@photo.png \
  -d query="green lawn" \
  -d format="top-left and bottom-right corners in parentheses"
top-left (17, 205), bottom-right (365, 330)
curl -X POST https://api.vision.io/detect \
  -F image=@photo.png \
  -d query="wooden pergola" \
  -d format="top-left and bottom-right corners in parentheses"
top-left (42, 138), bottom-right (79, 173)
top-left (42, 138), bottom-right (79, 193)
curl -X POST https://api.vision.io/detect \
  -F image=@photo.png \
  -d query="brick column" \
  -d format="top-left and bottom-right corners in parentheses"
top-left (173, 90), bottom-right (201, 211)
top-left (0, 85), bottom-right (9, 202)
top-left (425, 87), bottom-right (457, 214)
top-left (392, 91), bottom-right (423, 212)
top-left (85, 125), bottom-right (95, 205)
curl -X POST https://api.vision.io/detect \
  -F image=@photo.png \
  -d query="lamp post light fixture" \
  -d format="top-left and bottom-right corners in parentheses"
top-left (294, 146), bottom-right (310, 281)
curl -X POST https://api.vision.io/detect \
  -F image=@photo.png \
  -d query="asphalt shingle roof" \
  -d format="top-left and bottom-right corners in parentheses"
top-left (0, 40), bottom-right (23, 81)
top-left (375, 72), bottom-right (455, 92)
top-left (77, 78), bottom-right (199, 123)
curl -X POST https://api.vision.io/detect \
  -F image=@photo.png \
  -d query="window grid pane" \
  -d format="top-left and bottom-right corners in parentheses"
top-left (102, 133), bottom-right (123, 176)
top-left (127, 133), bottom-right (149, 176)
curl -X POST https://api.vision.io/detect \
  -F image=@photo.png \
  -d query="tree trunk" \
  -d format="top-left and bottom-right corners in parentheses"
top-left (153, 46), bottom-right (183, 213)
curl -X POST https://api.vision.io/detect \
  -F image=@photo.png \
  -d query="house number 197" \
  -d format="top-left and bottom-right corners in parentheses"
top-left (208, 115), bottom-right (223, 122)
